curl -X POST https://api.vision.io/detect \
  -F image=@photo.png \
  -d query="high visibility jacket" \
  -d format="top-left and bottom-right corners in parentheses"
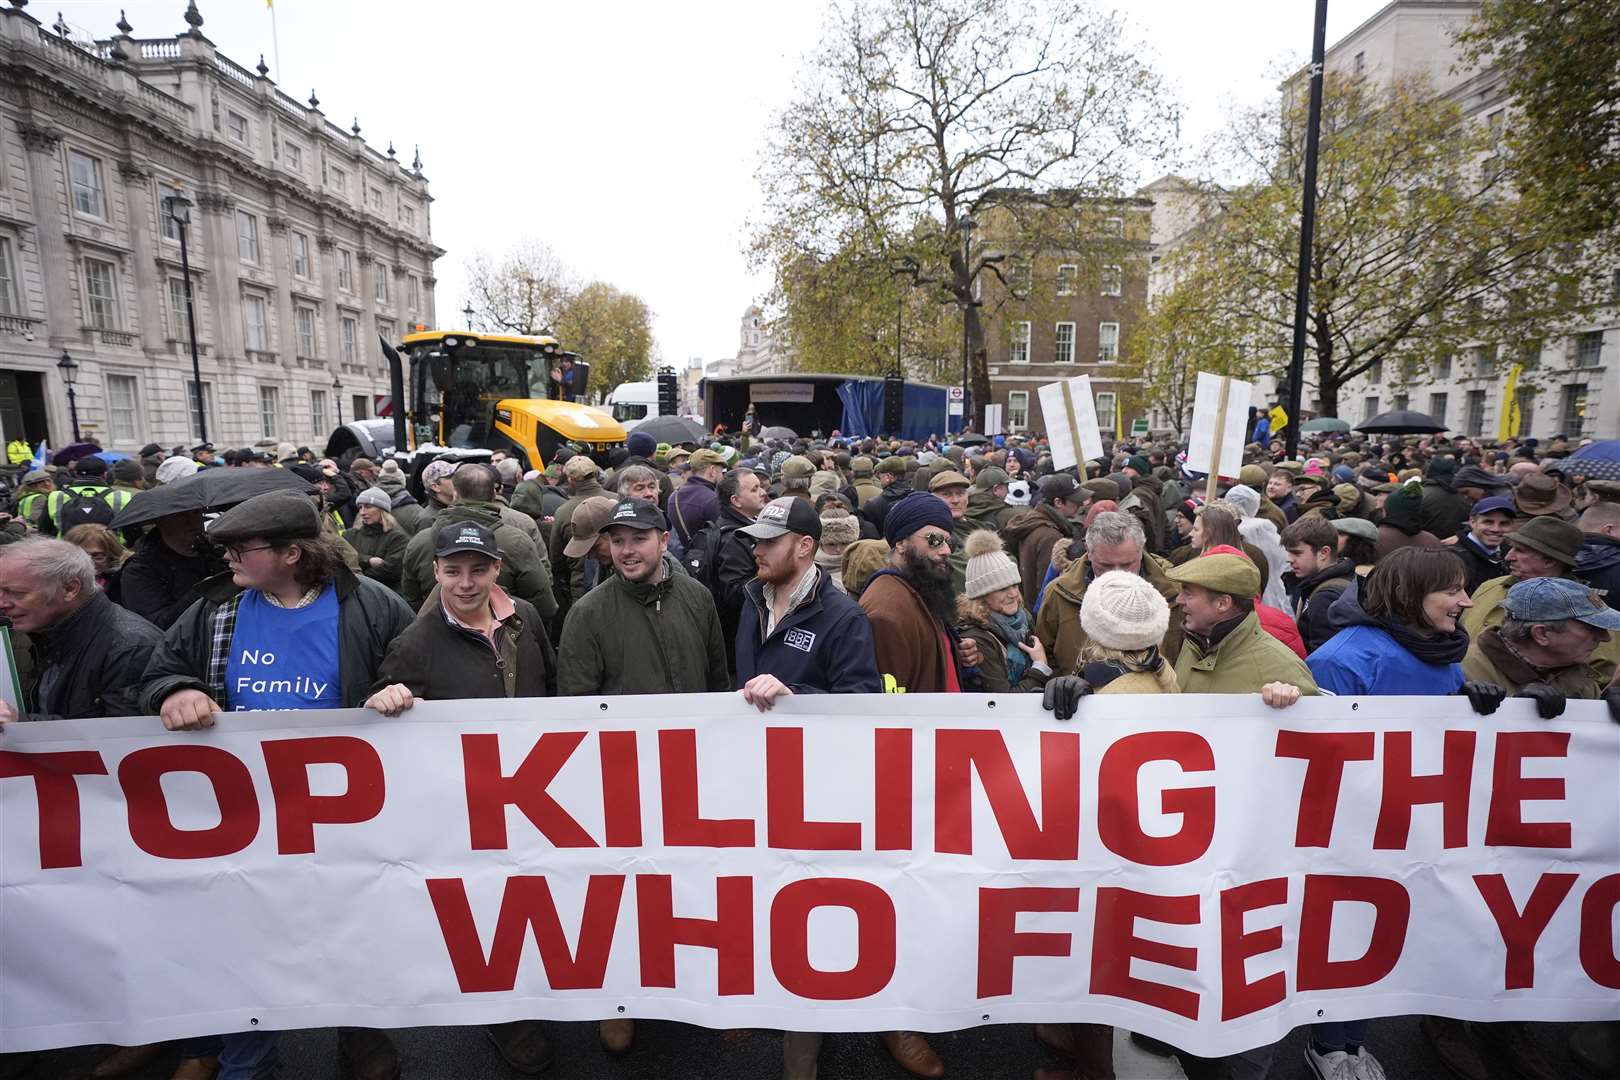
top-left (6, 440), bottom-right (31, 465)
top-left (44, 484), bottom-right (132, 530)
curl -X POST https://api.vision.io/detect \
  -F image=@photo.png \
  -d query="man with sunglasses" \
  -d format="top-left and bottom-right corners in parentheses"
top-left (137, 489), bottom-right (413, 1080)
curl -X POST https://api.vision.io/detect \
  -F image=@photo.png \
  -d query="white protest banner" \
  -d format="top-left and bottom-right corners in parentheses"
top-left (1186, 372), bottom-right (1252, 487)
top-left (983, 403), bottom-right (1004, 437)
top-left (1038, 376), bottom-right (1104, 471)
top-left (3, 694), bottom-right (1618, 1056)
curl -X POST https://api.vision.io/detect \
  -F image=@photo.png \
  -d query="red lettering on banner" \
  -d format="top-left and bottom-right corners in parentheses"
top-left (977, 886), bottom-right (1079, 998)
top-left (0, 749), bottom-right (107, 869)
top-left (1297, 875), bottom-right (1410, 990)
top-left (1091, 887), bottom-right (1201, 1020)
top-left (1474, 872), bottom-right (1577, 990)
top-left (636, 874), bottom-right (754, 995)
top-left (935, 730), bottom-right (1079, 859)
top-left (462, 732), bottom-right (595, 850)
top-left (426, 875), bottom-right (625, 992)
top-left (1374, 731), bottom-right (1476, 849)
top-left (874, 728), bottom-right (912, 850)
top-left (1275, 731), bottom-right (1375, 847)
top-left (1579, 875), bottom-right (1620, 989)
top-left (598, 731), bottom-right (642, 847)
top-left (261, 736), bottom-right (384, 855)
top-left (1485, 732), bottom-right (1571, 848)
top-left (118, 745), bottom-right (259, 859)
top-left (770, 878), bottom-right (896, 999)
top-left (659, 731), bottom-right (755, 847)
top-left (766, 728), bottom-right (861, 850)
top-left (1220, 877), bottom-right (1288, 1020)
top-left (1097, 732), bottom-right (1215, 866)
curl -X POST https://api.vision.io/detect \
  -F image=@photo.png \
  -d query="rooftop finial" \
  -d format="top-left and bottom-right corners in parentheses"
top-left (351, 117), bottom-right (361, 137)
top-left (386, 142), bottom-right (396, 158)
top-left (183, 0), bottom-right (203, 32)
top-left (255, 53), bottom-right (269, 77)
top-left (116, 8), bottom-right (132, 34)
top-left (52, 10), bottom-right (68, 36)
top-left (308, 88), bottom-right (319, 108)
top-left (411, 145), bottom-right (422, 172)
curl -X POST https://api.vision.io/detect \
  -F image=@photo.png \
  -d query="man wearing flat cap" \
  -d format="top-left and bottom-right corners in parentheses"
top-left (665, 447), bottom-right (726, 547)
top-left (136, 489), bottom-right (413, 1080)
top-left (860, 456), bottom-right (915, 534)
top-left (1165, 550), bottom-right (1318, 699)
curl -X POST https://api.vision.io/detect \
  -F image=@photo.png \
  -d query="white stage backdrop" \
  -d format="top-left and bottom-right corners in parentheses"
top-left (2, 693), bottom-right (1618, 1055)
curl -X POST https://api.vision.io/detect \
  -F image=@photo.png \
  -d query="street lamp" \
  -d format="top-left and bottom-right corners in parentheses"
top-left (463, 303), bottom-right (474, 329)
top-left (57, 350), bottom-right (81, 442)
top-left (163, 192), bottom-right (207, 443)
top-left (956, 214), bottom-right (979, 432)
top-left (334, 376), bottom-right (344, 425)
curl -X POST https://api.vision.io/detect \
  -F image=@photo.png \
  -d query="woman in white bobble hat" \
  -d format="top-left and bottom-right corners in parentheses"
top-left (1075, 569), bottom-right (1179, 694)
top-left (955, 530), bottom-right (1050, 692)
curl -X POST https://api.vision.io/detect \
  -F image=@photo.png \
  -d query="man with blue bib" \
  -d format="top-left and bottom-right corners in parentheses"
top-left (138, 488), bottom-right (413, 1080)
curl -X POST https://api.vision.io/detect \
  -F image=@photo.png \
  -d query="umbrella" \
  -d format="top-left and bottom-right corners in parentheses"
top-left (953, 433), bottom-right (990, 446)
top-left (1354, 409), bottom-right (1447, 435)
top-left (1300, 417), bottom-right (1351, 434)
top-left (633, 415), bottom-right (707, 446)
top-left (51, 442), bottom-right (101, 466)
top-left (110, 468), bottom-right (317, 530)
top-left (91, 450), bottom-right (133, 462)
top-left (1555, 439), bottom-right (1620, 482)
top-left (760, 425), bottom-right (798, 441)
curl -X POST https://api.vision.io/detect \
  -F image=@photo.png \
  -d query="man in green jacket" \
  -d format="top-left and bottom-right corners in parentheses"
top-left (555, 497), bottom-right (728, 1056)
top-left (964, 465), bottom-right (1019, 533)
top-left (399, 465), bottom-right (556, 620)
top-left (1165, 550), bottom-right (1318, 699)
top-left (548, 455), bottom-right (611, 625)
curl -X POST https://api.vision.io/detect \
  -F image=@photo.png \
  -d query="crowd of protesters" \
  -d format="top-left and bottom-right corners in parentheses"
top-left (2, 420), bottom-right (1620, 1080)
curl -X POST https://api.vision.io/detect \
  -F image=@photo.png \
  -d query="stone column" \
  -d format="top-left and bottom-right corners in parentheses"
top-left (316, 232), bottom-right (341, 373)
top-left (117, 159), bottom-right (165, 358)
top-left (17, 124), bottom-right (74, 346)
top-left (198, 190), bottom-right (246, 442)
top-left (265, 213), bottom-right (299, 438)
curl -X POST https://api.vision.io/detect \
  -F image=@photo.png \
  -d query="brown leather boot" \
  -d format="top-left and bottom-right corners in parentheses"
top-left (92, 1044), bottom-right (165, 1078)
top-left (881, 1031), bottom-right (944, 1078)
top-left (486, 1020), bottom-right (554, 1075)
top-left (598, 1018), bottom-right (635, 1056)
top-left (337, 1027), bottom-right (400, 1080)
top-left (170, 1057), bottom-right (219, 1080)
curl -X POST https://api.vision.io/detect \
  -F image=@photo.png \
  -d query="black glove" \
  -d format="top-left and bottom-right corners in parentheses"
top-left (1042, 676), bottom-right (1094, 722)
top-left (1516, 682), bottom-right (1567, 720)
top-left (1602, 686), bottom-right (1620, 725)
top-left (1459, 681), bottom-right (1507, 716)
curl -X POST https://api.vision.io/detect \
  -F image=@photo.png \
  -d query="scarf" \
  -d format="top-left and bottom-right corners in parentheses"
top-left (984, 606), bottom-right (1033, 685)
top-left (1374, 610), bottom-right (1470, 665)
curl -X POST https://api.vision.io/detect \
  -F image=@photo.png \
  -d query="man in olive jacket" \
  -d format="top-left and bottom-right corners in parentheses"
top-left (1165, 552), bottom-right (1318, 695)
top-left (557, 497), bottom-right (729, 697)
top-left (400, 465), bottom-right (556, 620)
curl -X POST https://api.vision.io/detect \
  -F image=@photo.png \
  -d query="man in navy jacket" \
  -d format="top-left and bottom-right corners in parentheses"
top-left (734, 496), bottom-right (880, 702)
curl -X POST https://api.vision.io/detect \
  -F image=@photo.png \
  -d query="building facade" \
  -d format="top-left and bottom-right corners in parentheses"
top-left (0, 3), bottom-right (440, 453)
top-left (733, 304), bottom-right (793, 376)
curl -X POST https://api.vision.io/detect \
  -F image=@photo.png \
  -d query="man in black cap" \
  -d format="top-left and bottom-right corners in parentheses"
top-left (554, 497), bottom-right (729, 1057)
top-left (138, 488), bottom-right (413, 1080)
top-left (191, 442), bottom-right (217, 467)
top-left (1002, 474), bottom-right (1086, 609)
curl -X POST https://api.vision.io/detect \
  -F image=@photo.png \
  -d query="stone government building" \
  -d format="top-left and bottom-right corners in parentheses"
top-left (0, 1), bottom-right (440, 452)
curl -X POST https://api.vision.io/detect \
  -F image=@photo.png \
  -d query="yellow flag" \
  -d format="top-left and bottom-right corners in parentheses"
top-left (1498, 363), bottom-right (1523, 440)
top-left (1268, 404), bottom-right (1289, 434)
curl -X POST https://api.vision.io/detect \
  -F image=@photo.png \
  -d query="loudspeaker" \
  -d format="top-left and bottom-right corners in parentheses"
top-left (883, 374), bottom-right (905, 435)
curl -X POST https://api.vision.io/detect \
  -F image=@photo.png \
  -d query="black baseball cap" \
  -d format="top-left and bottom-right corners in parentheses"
top-left (740, 496), bottom-right (823, 541)
top-left (603, 497), bottom-right (667, 532)
top-left (434, 522), bottom-right (502, 559)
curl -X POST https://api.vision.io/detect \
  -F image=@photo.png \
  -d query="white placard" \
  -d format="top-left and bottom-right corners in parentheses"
top-left (983, 404), bottom-right (1004, 437)
top-left (1038, 375), bottom-right (1105, 471)
top-left (1186, 372), bottom-right (1253, 479)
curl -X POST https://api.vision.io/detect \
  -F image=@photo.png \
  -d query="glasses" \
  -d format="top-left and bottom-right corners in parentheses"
top-left (919, 532), bottom-right (950, 549)
top-left (225, 544), bottom-right (275, 560)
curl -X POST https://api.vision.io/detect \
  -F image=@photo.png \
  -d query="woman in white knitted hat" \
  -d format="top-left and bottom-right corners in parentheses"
top-left (955, 530), bottom-right (1050, 692)
top-left (1075, 569), bottom-right (1178, 693)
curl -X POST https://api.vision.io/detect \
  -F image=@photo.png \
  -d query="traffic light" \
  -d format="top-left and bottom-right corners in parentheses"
top-left (883, 373), bottom-right (905, 435)
top-left (657, 367), bottom-right (679, 416)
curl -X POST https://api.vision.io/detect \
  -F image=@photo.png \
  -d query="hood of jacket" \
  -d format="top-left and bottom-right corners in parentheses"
top-left (966, 490), bottom-right (1008, 520)
top-left (1577, 533), bottom-right (1620, 574)
top-left (1003, 504), bottom-right (1071, 546)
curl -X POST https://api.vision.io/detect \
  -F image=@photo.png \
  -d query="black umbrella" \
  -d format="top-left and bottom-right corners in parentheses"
top-left (51, 442), bottom-right (101, 467)
top-left (1354, 409), bottom-right (1447, 435)
top-left (633, 415), bottom-right (707, 445)
top-left (110, 468), bottom-right (317, 530)
top-left (760, 425), bottom-right (798, 441)
top-left (953, 433), bottom-right (990, 446)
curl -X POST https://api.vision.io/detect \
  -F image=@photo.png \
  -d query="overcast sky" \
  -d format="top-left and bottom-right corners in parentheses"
top-left (63, 0), bottom-right (1389, 371)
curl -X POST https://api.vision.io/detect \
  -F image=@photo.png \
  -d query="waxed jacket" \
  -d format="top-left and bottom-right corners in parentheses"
top-left (1176, 610), bottom-right (1319, 695)
top-left (1462, 627), bottom-right (1604, 699)
top-left (138, 566), bottom-right (413, 713)
top-left (375, 591), bottom-right (556, 699)
top-left (556, 557), bottom-right (730, 696)
top-left (401, 501), bottom-right (556, 620)
top-left (344, 521), bottom-right (409, 589)
top-left (1035, 553), bottom-right (1184, 676)
top-left (1418, 478), bottom-right (1472, 540)
top-left (1003, 504), bottom-right (1074, 611)
top-left (120, 529), bottom-right (222, 630)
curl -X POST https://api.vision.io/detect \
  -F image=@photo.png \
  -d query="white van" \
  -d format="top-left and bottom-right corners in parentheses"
top-left (605, 382), bottom-right (658, 429)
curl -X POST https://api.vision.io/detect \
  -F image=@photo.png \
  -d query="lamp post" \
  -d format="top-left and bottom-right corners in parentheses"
top-left (463, 302), bottom-right (474, 330)
top-left (334, 376), bottom-right (344, 425)
top-left (956, 214), bottom-right (979, 433)
top-left (57, 350), bottom-right (81, 442)
top-left (163, 192), bottom-right (207, 443)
